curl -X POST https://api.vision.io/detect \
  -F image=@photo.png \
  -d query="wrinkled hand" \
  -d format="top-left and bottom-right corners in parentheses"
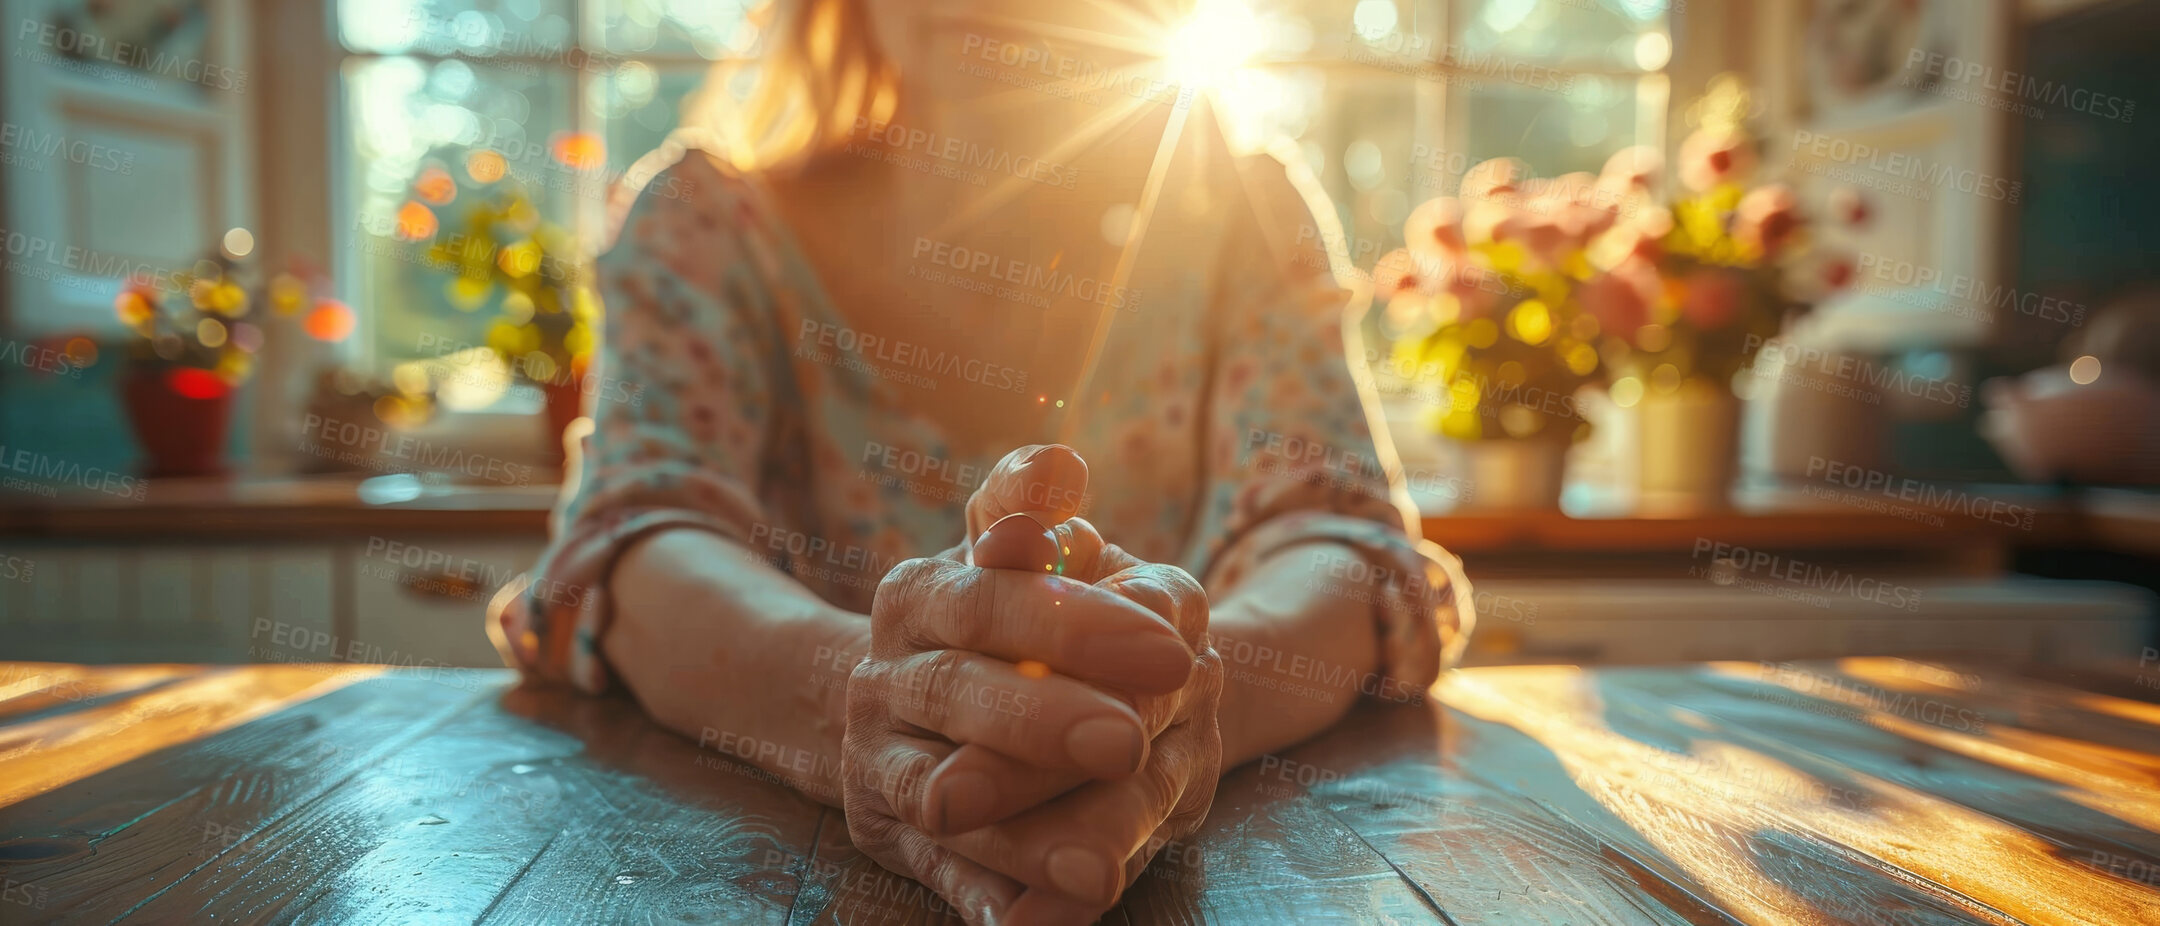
top-left (842, 445), bottom-right (1224, 924)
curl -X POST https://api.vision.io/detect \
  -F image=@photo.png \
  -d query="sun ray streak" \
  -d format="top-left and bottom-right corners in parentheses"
top-left (927, 93), bottom-right (1162, 241)
top-left (1059, 93), bottom-right (1199, 445)
top-left (921, 11), bottom-right (1168, 58)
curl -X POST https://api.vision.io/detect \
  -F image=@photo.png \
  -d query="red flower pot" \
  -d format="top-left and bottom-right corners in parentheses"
top-left (122, 368), bottom-right (234, 478)
top-left (540, 374), bottom-right (587, 467)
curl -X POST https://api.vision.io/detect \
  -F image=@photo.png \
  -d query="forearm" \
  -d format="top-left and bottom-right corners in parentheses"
top-left (602, 527), bottom-right (870, 806)
top-left (1207, 543), bottom-right (1385, 767)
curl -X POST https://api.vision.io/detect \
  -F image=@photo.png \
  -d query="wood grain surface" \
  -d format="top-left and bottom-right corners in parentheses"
top-left (2, 658), bottom-right (2156, 924)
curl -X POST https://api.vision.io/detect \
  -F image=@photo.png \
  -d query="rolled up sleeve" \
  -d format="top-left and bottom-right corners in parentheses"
top-left (1183, 156), bottom-right (1475, 689)
top-left (490, 156), bottom-right (785, 693)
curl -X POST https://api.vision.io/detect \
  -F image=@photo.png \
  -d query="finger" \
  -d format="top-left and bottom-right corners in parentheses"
top-left (966, 444), bottom-right (1088, 539)
top-left (1005, 888), bottom-right (1107, 926)
top-left (934, 742), bottom-right (1190, 908)
top-left (969, 512), bottom-right (1062, 574)
top-left (873, 559), bottom-right (1193, 693)
top-left (847, 809), bottom-right (1022, 925)
top-left (924, 745), bottom-right (1088, 837)
top-left (849, 729), bottom-right (952, 834)
top-left (1099, 562), bottom-right (1210, 650)
top-left (882, 649), bottom-right (1149, 779)
top-left (1045, 517), bottom-right (1111, 583)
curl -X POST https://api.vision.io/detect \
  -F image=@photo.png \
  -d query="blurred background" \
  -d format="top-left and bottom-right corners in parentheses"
top-left (0, 0), bottom-right (2154, 688)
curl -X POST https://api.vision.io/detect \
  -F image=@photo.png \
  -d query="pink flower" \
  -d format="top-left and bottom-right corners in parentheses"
top-left (1373, 249), bottom-right (1421, 300)
top-left (1678, 129), bottom-right (1755, 192)
top-left (1461, 158), bottom-right (1530, 206)
top-left (1403, 197), bottom-right (1467, 256)
top-left (1681, 269), bottom-right (1747, 330)
top-left (1734, 184), bottom-right (1801, 257)
top-left (1528, 172), bottom-right (1615, 246)
top-left (1828, 187), bottom-right (1871, 228)
top-left (1819, 250), bottom-right (1857, 290)
top-left (1599, 146), bottom-right (1664, 195)
top-left (1580, 258), bottom-right (1660, 333)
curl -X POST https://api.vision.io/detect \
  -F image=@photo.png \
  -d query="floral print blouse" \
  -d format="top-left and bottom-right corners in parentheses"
top-left (490, 141), bottom-right (1472, 696)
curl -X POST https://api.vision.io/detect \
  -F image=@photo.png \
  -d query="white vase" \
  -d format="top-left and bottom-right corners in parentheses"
top-left (1636, 383), bottom-right (1740, 513)
top-left (1455, 438), bottom-right (1568, 512)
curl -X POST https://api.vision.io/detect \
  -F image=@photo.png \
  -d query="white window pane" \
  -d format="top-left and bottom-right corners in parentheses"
top-left (590, 0), bottom-right (757, 58)
top-left (339, 57), bottom-right (581, 368)
top-left (599, 64), bottom-right (707, 165)
top-left (1449, 0), bottom-right (1668, 69)
top-left (1450, 74), bottom-right (1658, 177)
top-left (340, 0), bottom-right (575, 57)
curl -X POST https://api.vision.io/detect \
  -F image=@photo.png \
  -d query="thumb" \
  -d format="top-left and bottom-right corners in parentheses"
top-left (965, 444), bottom-right (1088, 538)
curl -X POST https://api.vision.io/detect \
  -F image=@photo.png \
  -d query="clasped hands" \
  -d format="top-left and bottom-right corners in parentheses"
top-left (841, 445), bottom-right (1224, 924)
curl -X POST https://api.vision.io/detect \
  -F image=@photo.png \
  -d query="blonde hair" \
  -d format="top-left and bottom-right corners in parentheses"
top-left (683, 0), bottom-right (898, 172)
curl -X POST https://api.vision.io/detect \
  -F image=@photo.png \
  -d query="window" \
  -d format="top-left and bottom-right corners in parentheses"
top-left (1218, 0), bottom-right (1671, 270)
top-left (325, 1), bottom-right (1669, 401)
top-left (332, 0), bottom-right (745, 406)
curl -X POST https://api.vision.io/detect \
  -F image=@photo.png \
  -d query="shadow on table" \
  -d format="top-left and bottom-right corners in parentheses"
top-left (1584, 663), bottom-right (2160, 921)
top-left (495, 683), bottom-right (981, 924)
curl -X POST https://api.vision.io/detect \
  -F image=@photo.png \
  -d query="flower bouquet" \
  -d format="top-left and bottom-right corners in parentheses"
top-left (1582, 78), bottom-right (1860, 504)
top-left (1372, 158), bottom-right (1616, 509)
top-left (113, 254), bottom-right (352, 476)
top-left (396, 153), bottom-right (598, 464)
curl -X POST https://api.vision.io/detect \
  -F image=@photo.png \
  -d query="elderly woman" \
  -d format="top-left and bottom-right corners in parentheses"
top-left (490, 0), bottom-right (1471, 922)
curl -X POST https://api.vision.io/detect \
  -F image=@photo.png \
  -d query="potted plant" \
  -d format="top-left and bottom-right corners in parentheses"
top-left (1582, 77), bottom-right (1859, 509)
top-left (1373, 161), bottom-right (1608, 511)
top-left (111, 256), bottom-right (352, 477)
top-left (400, 155), bottom-right (598, 467)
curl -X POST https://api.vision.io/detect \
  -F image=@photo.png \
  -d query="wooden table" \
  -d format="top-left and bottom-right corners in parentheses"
top-left (4, 659), bottom-right (2158, 924)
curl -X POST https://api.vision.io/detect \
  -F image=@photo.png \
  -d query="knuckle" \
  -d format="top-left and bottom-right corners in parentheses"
top-left (872, 557), bottom-right (961, 639)
top-left (912, 648), bottom-right (967, 718)
top-left (884, 752), bottom-right (939, 824)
